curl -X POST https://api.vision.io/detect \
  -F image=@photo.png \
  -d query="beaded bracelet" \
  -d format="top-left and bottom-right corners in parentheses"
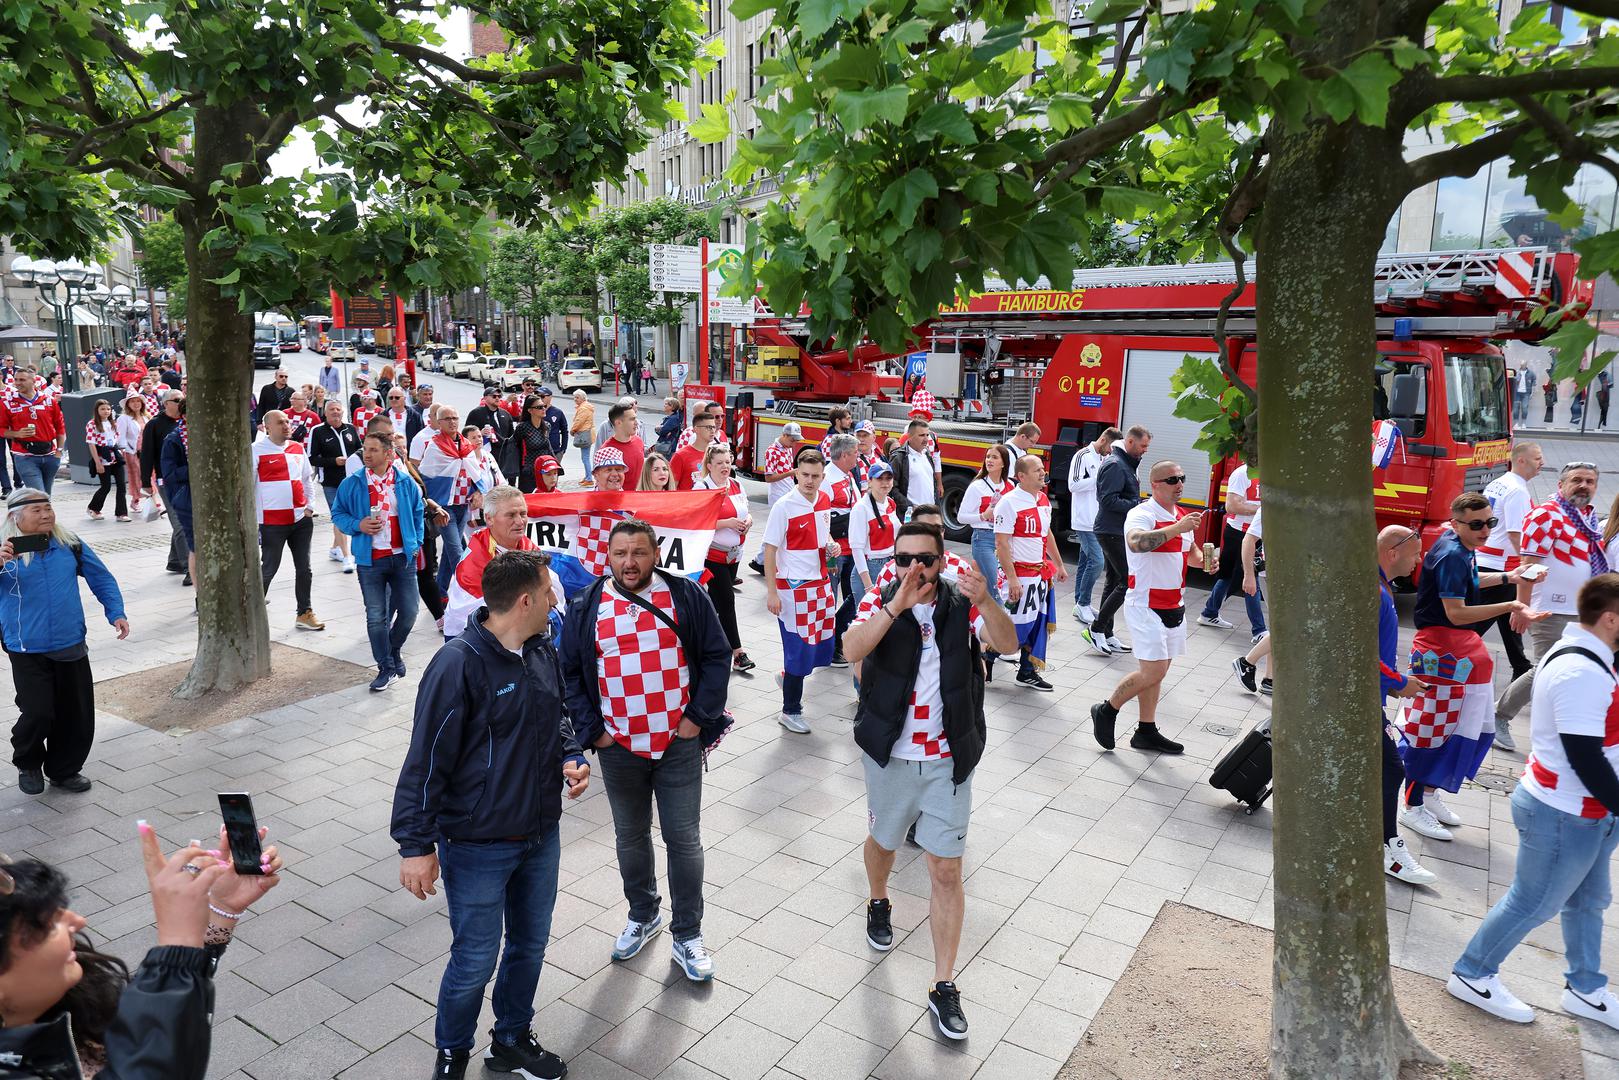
top-left (208, 902), bottom-right (245, 921)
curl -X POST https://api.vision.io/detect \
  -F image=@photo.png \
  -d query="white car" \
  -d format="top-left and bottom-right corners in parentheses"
top-left (556, 355), bottom-right (602, 394)
top-left (495, 355), bottom-right (540, 391)
top-left (328, 339), bottom-right (357, 361)
top-left (468, 354), bottom-right (501, 385)
top-left (444, 351), bottom-right (480, 378)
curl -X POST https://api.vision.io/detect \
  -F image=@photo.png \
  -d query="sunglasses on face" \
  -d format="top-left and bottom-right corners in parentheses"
top-left (1157, 475), bottom-right (1187, 486)
top-left (894, 552), bottom-right (940, 568)
top-left (1455, 517), bottom-right (1498, 531)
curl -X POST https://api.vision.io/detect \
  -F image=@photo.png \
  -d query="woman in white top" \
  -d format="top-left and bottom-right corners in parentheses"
top-left (848, 460), bottom-right (901, 593)
top-left (960, 444), bottom-right (1014, 588)
top-left (460, 424), bottom-right (506, 528)
top-left (116, 394), bottom-right (149, 511)
top-left (695, 443), bottom-right (755, 672)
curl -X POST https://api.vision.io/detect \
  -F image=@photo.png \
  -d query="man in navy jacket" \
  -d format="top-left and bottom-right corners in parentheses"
top-left (391, 550), bottom-right (589, 1080)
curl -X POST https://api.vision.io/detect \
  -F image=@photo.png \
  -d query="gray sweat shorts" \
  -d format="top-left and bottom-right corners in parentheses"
top-left (863, 753), bottom-right (972, 859)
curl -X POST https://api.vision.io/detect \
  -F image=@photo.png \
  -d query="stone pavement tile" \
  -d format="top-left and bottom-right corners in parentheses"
top-left (779, 941), bottom-right (877, 1000)
top-left (242, 1025), bottom-right (367, 1080)
top-left (707, 937), bottom-right (793, 993)
top-left (1002, 999), bottom-right (1093, 1060)
top-left (1059, 931), bottom-right (1137, 983)
top-left (297, 873), bottom-right (393, 921)
top-left (871, 1031), bottom-right (982, 1080)
top-left (214, 970), bottom-right (271, 1023)
top-left (206, 1016), bottom-right (279, 1077)
top-left (589, 1004), bottom-right (704, 1077)
top-left (746, 851), bottom-right (829, 892)
top-left (546, 924), bottom-right (618, 980)
top-left (1102, 877), bottom-right (1181, 919)
top-left (977, 924), bottom-right (1067, 981)
top-left (1005, 897), bottom-right (1087, 947)
top-left (820, 983), bottom-right (925, 1051)
top-left (565, 963), bottom-right (667, 1025)
top-left (906, 999), bottom-right (1015, 1050)
top-left (734, 976), bottom-right (838, 1041)
top-left (303, 905), bottom-right (404, 958)
top-left (774, 1024), bottom-right (888, 1080)
top-left (379, 910), bottom-right (453, 962)
top-left (962, 865), bottom-right (1039, 910)
top-left (364, 883), bottom-right (445, 927)
top-left (646, 977), bottom-right (752, 1035)
top-left (325, 984), bottom-right (436, 1052)
top-left (710, 875), bottom-right (792, 920)
top-left (334, 1032), bottom-right (436, 1080)
top-left (236, 976), bottom-right (355, 1044)
top-left (1033, 963), bottom-right (1114, 1019)
top-left (1181, 883), bottom-right (1260, 923)
top-left (312, 941), bottom-right (422, 1002)
top-left (233, 900), bottom-right (329, 951)
top-left (551, 1049), bottom-right (645, 1080)
top-left (1585, 1051), bottom-right (1619, 1080)
top-left (532, 998), bottom-right (615, 1059)
top-left (235, 937), bottom-right (343, 995)
top-left (738, 907), bottom-right (828, 957)
top-left (775, 879), bottom-right (862, 927)
top-left (683, 1015), bottom-right (794, 1080)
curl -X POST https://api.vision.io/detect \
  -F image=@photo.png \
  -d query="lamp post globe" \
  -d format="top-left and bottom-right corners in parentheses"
top-left (54, 258), bottom-right (90, 285)
top-left (9, 255), bottom-right (36, 284)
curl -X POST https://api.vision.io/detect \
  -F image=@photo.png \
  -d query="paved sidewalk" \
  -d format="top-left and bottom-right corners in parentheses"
top-left (4, 481), bottom-right (1619, 1080)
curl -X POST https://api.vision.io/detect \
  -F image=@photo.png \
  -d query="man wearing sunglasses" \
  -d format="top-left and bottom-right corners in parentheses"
top-left (1494, 461), bottom-right (1607, 751)
top-left (842, 520), bottom-right (1017, 1042)
top-left (1397, 492), bottom-right (1545, 841)
top-left (1090, 461), bottom-right (1204, 754)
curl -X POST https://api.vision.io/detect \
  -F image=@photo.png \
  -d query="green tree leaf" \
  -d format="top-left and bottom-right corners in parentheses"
top-left (831, 86), bottom-right (911, 132)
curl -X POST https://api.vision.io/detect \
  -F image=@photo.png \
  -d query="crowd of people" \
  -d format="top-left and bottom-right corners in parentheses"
top-left (14, 351), bottom-right (1619, 1080)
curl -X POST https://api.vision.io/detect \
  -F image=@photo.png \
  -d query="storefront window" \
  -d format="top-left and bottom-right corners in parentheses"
top-left (1482, 160), bottom-right (1618, 251)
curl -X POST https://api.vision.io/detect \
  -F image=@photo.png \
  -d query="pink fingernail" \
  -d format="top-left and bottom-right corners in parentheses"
top-left (206, 850), bottom-right (222, 858)
top-left (137, 820), bottom-right (151, 834)
top-left (217, 860), bottom-right (231, 868)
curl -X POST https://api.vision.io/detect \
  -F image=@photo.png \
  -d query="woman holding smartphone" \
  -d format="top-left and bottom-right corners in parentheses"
top-left (0, 488), bottom-right (129, 795)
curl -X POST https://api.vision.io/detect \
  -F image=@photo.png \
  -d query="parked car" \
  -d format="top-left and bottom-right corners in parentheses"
top-left (494, 355), bottom-right (540, 391)
top-left (415, 344), bottom-right (455, 372)
top-left (444, 351), bottom-right (480, 378)
top-left (556, 355), bottom-right (602, 394)
top-left (468, 354), bottom-right (501, 384)
top-left (328, 339), bottom-right (357, 361)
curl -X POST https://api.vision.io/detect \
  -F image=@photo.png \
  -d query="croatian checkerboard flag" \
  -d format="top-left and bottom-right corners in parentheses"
top-left (1397, 625), bottom-right (1495, 792)
top-left (523, 489), bottom-right (731, 597)
top-left (1372, 420), bottom-right (1403, 470)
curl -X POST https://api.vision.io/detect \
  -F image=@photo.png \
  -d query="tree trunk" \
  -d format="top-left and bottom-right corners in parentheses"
top-left (1258, 113), bottom-right (1439, 1077)
top-left (174, 102), bottom-right (272, 698)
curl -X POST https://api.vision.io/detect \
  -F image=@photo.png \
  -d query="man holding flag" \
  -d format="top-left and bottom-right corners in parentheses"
top-left (417, 407), bottom-right (488, 600)
top-left (994, 454), bottom-right (1066, 693)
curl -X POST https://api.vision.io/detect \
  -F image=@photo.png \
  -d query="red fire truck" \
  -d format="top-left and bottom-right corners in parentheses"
top-left (731, 247), bottom-right (1590, 546)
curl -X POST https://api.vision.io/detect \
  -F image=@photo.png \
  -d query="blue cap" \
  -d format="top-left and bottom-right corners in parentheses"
top-left (538, 386), bottom-right (554, 396)
top-left (867, 460), bottom-right (893, 480)
top-left (855, 420), bottom-right (876, 433)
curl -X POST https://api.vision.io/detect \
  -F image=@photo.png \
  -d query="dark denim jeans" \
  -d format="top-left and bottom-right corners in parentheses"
top-left (357, 553), bottom-right (418, 672)
top-left (597, 734), bottom-right (705, 939)
top-left (435, 827), bottom-right (561, 1051)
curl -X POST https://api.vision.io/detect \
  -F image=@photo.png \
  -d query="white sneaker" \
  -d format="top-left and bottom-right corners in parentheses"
top-left (1079, 604), bottom-right (1095, 624)
top-left (1106, 635), bottom-right (1130, 653)
top-left (1426, 791), bottom-right (1463, 827)
top-left (1563, 985), bottom-right (1619, 1030)
top-left (1072, 603), bottom-right (1087, 624)
top-left (1080, 627), bottom-right (1112, 656)
top-left (1399, 805), bottom-right (1453, 841)
top-left (1197, 614), bottom-right (1234, 629)
top-left (1493, 722), bottom-right (1519, 753)
top-left (672, 935), bottom-right (715, 981)
top-left (611, 914), bottom-right (664, 961)
top-left (1447, 972), bottom-right (1535, 1023)
top-left (328, 546), bottom-right (343, 562)
top-left (779, 712), bottom-right (811, 734)
top-left (342, 555), bottom-right (356, 573)
top-left (1383, 838), bottom-right (1438, 885)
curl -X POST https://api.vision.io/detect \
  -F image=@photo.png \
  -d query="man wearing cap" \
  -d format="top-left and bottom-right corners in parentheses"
top-left (468, 385), bottom-right (516, 461)
top-left (257, 368), bottom-right (294, 423)
top-left (854, 422), bottom-right (879, 488)
top-left (592, 446), bottom-right (629, 492)
top-left (350, 372), bottom-right (377, 419)
top-left (412, 382), bottom-right (436, 416)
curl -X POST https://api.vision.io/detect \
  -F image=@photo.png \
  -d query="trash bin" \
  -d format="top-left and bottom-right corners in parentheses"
top-left (60, 388), bottom-right (128, 486)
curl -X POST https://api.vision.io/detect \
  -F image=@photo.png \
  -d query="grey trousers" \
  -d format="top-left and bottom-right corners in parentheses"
top-left (1494, 612), bottom-right (1575, 725)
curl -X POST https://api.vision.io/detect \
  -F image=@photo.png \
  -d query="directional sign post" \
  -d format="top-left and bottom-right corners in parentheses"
top-left (648, 244), bottom-right (702, 293)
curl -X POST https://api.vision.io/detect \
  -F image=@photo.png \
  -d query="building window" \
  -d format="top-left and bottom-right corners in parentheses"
top-left (1430, 167), bottom-right (1490, 250)
top-left (1381, 207), bottom-right (1401, 254)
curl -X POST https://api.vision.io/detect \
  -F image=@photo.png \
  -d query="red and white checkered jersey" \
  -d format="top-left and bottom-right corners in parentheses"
top-left (595, 579), bottom-right (690, 759)
top-left (1224, 464), bottom-right (1260, 532)
top-left (763, 439), bottom-right (797, 504)
top-left (252, 436), bottom-right (314, 526)
top-left (84, 419), bottom-right (118, 449)
top-left (1124, 499), bottom-right (1195, 610)
top-left (851, 588), bottom-right (986, 760)
top-left (675, 425), bottom-right (729, 453)
top-left (285, 408), bottom-right (320, 434)
top-left (1522, 625), bottom-right (1619, 818)
top-left (824, 461), bottom-right (858, 556)
top-left (763, 486), bottom-right (831, 579)
top-left (366, 466), bottom-right (404, 554)
top-left (958, 477), bottom-right (1012, 529)
top-left (873, 549), bottom-right (974, 588)
top-left (1479, 471), bottom-right (1530, 571)
top-left (848, 494), bottom-right (899, 562)
top-left (354, 404), bottom-right (381, 430)
top-left (993, 486), bottom-right (1050, 569)
top-left (1521, 500), bottom-right (1595, 614)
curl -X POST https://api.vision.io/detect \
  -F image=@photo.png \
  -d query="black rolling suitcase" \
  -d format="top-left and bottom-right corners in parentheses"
top-left (1209, 717), bottom-right (1272, 814)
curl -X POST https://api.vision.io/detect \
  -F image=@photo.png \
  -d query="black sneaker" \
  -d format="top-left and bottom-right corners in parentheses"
top-left (733, 651), bottom-right (756, 673)
top-left (1231, 656), bottom-right (1257, 693)
top-left (1016, 671), bottom-right (1053, 692)
top-left (928, 981), bottom-right (969, 1040)
top-left (431, 1049), bottom-right (469, 1080)
top-left (830, 648), bottom-right (849, 669)
top-left (1130, 724), bottom-right (1185, 755)
top-left (48, 774), bottom-right (92, 793)
top-left (1090, 702), bottom-right (1118, 751)
top-left (905, 821), bottom-right (919, 846)
top-left (866, 898), bottom-right (894, 952)
top-left (1260, 678), bottom-right (1273, 697)
top-left (181, 572), bottom-right (192, 586)
top-left (484, 1030), bottom-right (566, 1080)
top-left (18, 768), bottom-right (43, 795)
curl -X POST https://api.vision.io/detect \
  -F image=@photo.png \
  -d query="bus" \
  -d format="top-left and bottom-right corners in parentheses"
top-left (302, 315), bottom-right (333, 353)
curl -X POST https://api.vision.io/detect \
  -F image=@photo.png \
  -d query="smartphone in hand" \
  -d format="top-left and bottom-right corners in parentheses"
top-left (218, 792), bottom-right (265, 874)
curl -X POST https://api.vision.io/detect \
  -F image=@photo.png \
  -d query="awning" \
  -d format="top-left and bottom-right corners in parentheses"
top-left (0, 323), bottom-right (56, 342)
top-left (71, 305), bottom-right (101, 327)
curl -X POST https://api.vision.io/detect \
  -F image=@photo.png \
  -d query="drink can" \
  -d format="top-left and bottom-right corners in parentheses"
top-left (1202, 542), bottom-right (1216, 573)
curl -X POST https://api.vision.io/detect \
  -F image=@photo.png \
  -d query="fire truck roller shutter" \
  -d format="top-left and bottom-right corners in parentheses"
top-left (1118, 350), bottom-right (1216, 510)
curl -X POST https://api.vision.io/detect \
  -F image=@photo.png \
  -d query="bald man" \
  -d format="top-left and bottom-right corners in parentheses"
top-left (1377, 524), bottom-right (1437, 884)
top-left (1090, 461), bottom-right (1202, 754)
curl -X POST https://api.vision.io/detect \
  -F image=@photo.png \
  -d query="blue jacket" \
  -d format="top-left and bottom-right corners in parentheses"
top-left (390, 612), bottom-right (586, 858)
top-left (655, 411), bottom-right (683, 449)
top-left (542, 405), bottom-right (568, 456)
top-left (330, 464), bottom-right (425, 567)
top-left (1093, 446), bottom-right (1143, 535)
top-left (559, 571), bottom-right (733, 750)
top-left (159, 426), bottom-right (190, 516)
top-left (1378, 573), bottom-right (1407, 702)
top-left (0, 537), bottom-right (125, 654)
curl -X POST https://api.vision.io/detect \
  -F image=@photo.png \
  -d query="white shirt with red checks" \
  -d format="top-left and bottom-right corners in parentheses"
top-left (1522, 624), bottom-right (1619, 819)
top-left (366, 466), bottom-right (404, 554)
top-left (1521, 499), bottom-right (1599, 615)
top-left (763, 439), bottom-right (797, 505)
top-left (1123, 498), bottom-right (1195, 609)
top-left (252, 435), bottom-right (314, 526)
top-left (1224, 464), bottom-right (1260, 532)
top-left (595, 579), bottom-right (691, 759)
top-left (823, 461), bottom-right (858, 556)
top-left (763, 486), bottom-right (831, 580)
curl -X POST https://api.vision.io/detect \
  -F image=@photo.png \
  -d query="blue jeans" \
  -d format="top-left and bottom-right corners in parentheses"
top-left (597, 736), bottom-right (706, 939)
top-left (865, 556), bottom-right (892, 589)
top-left (833, 553), bottom-right (858, 648)
top-left (357, 553), bottom-right (419, 672)
top-left (970, 530), bottom-right (1000, 593)
top-left (13, 453), bottom-right (59, 495)
top-left (1072, 530), bottom-right (1103, 608)
top-left (1454, 783), bottom-right (1619, 994)
top-left (1201, 576), bottom-right (1268, 635)
top-left (436, 827), bottom-right (561, 1051)
top-left (435, 503), bottom-right (470, 596)
top-left (578, 442), bottom-right (591, 477)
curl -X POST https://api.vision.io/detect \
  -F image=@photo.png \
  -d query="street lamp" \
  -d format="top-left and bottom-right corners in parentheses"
top-left (10, 254), bottom-right (102, 391)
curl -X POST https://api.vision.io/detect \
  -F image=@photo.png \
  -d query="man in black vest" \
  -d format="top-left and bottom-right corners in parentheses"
top-left (842, 521), bottom-right (1017, 1043)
